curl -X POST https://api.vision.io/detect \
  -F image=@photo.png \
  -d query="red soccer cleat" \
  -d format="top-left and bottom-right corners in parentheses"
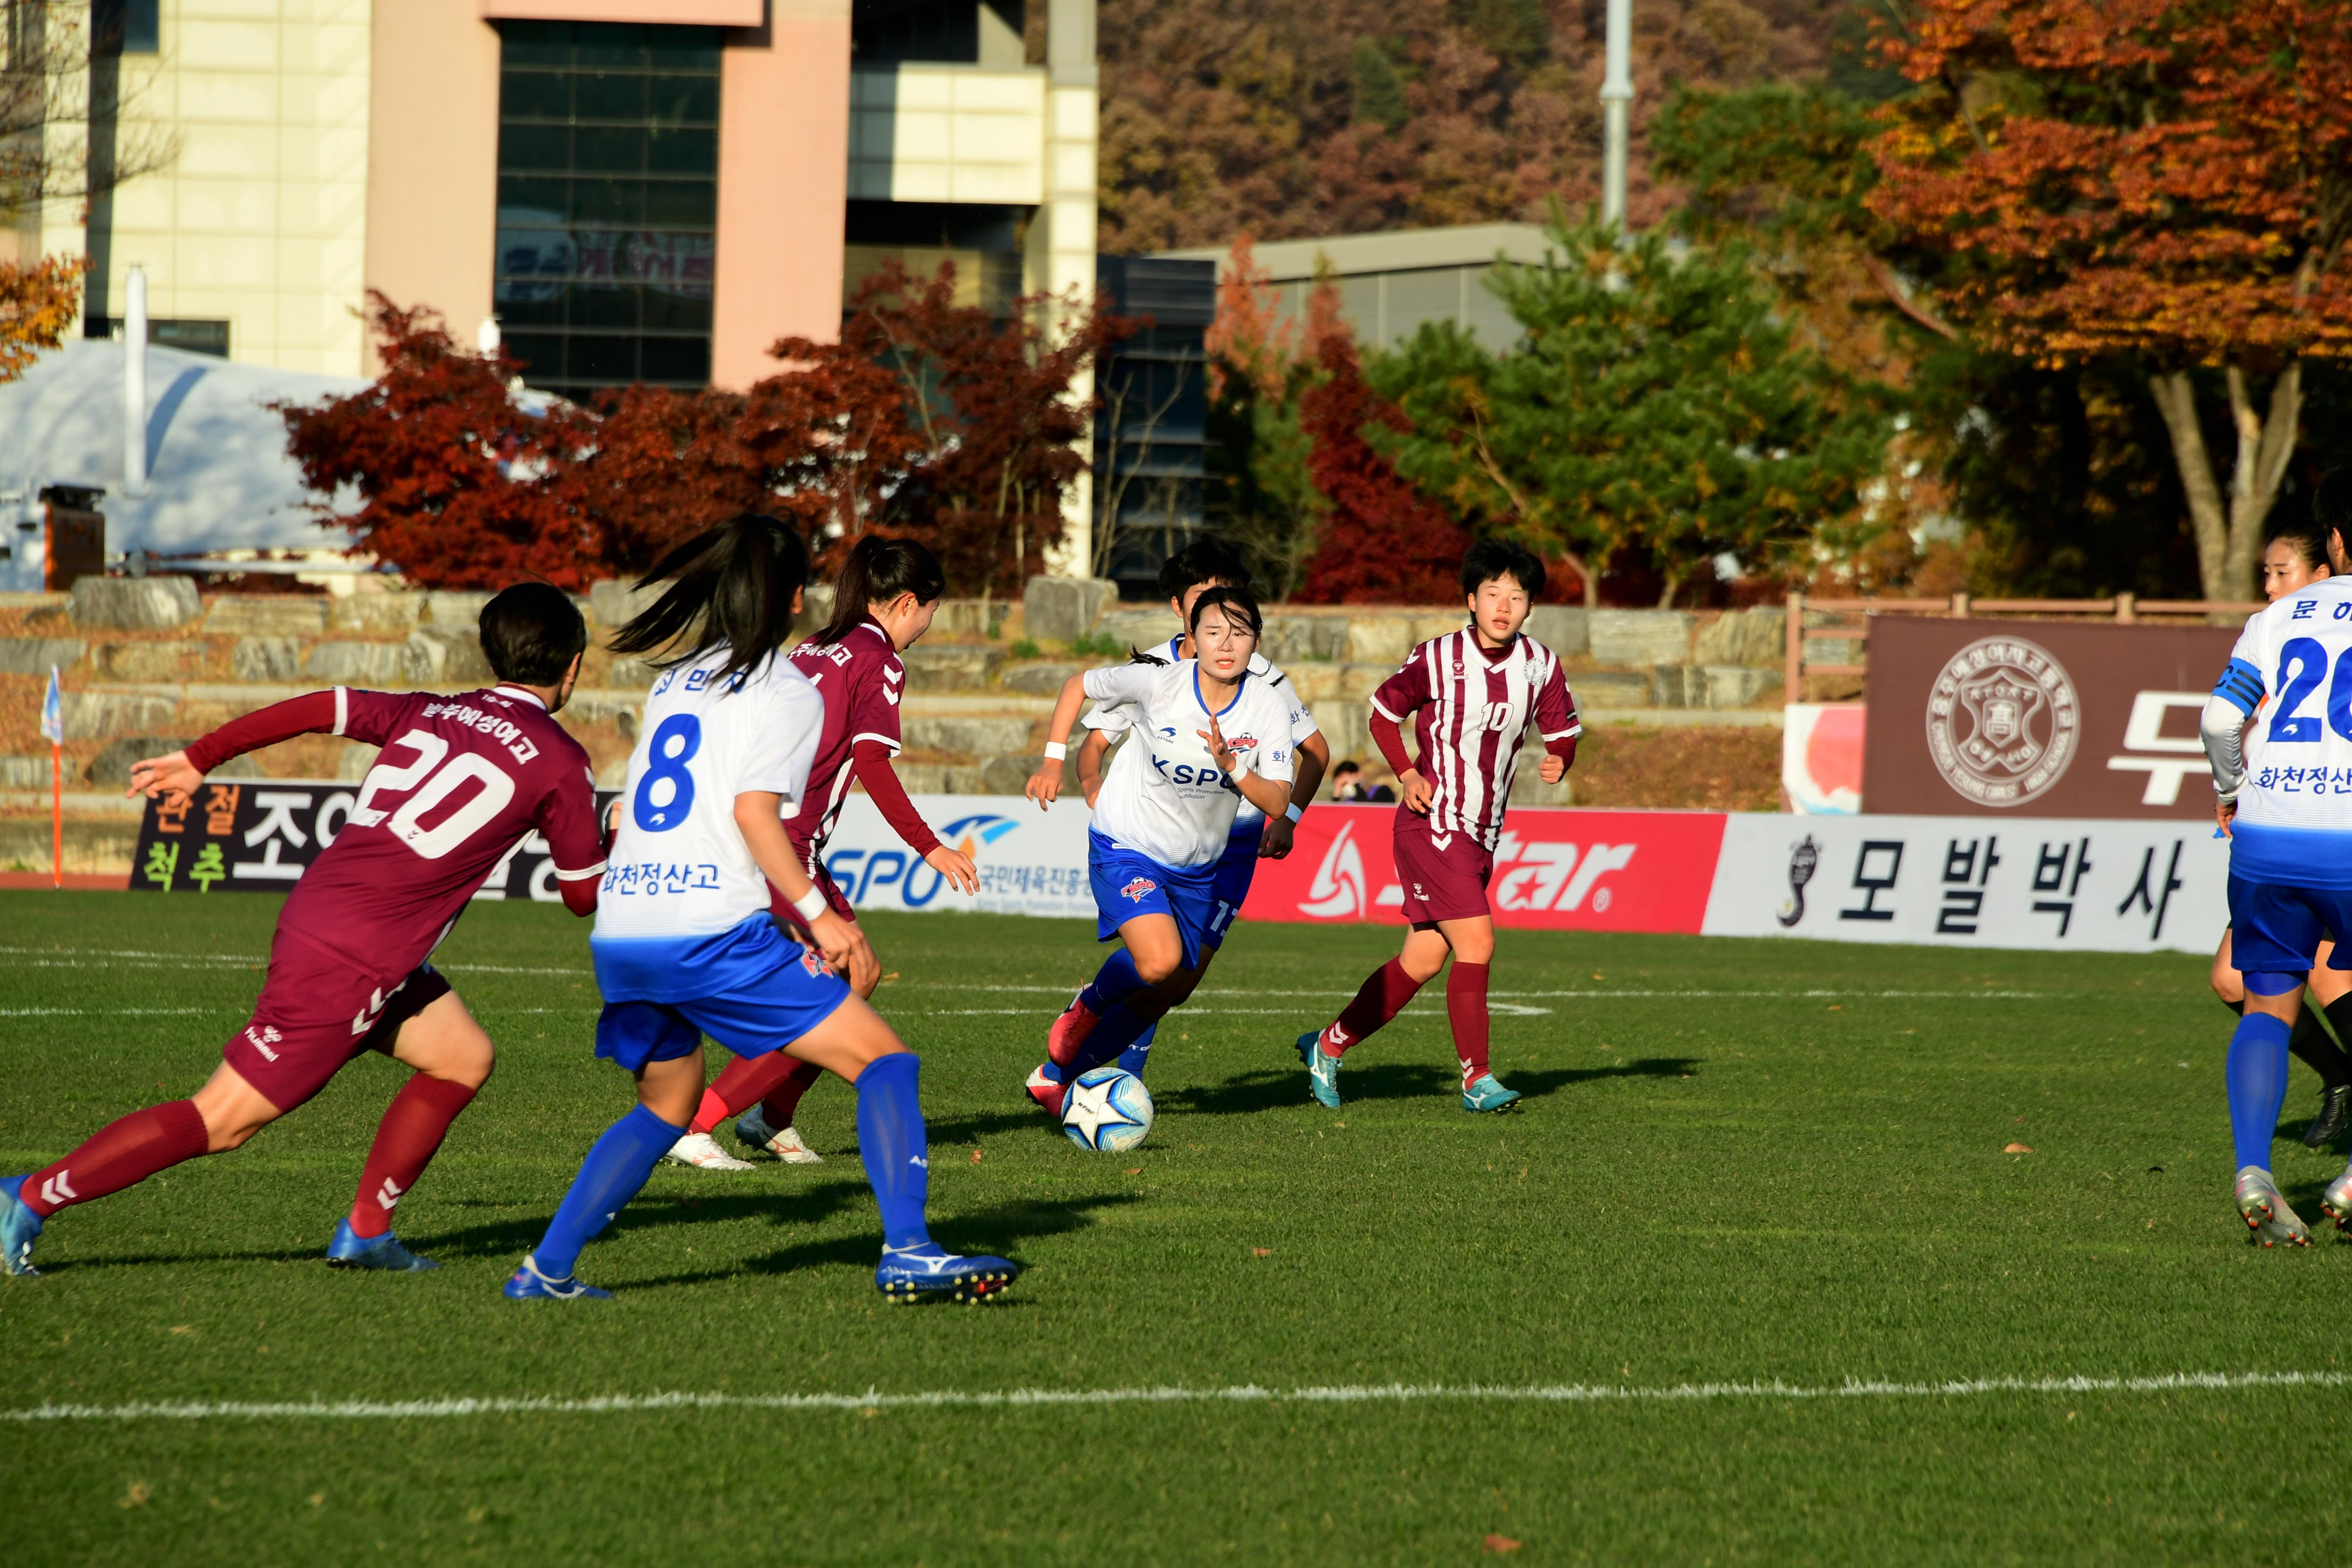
top-left (1024, 1063), bottom-right (1067, 1119)
top-left (1045, 992), bottom-right (1100, 1068)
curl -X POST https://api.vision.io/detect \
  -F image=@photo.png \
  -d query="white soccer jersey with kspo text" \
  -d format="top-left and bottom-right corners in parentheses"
top-left (1082, 659), bottom-right (1296, 868)
top-left (1084, 635), bottom-right (1319, 831)
top-left (2208, 575), bottom-right (2352, 888)
top-left (592, 645), bottom-right (824, 940)
top-left (1369, 627), bottom-right (1580, 851)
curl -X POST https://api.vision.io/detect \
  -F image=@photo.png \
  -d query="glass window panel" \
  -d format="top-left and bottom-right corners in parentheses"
top-left (574, 24), bottom-right (648, 67)
top-left (498, 175), bottom-right (569, 214)
top-left (639, 337), bottom-right (711, 384)
top-left (643, 180), bottom-right (716, 228)
top-left (493, 291), bottom-right (567, 326)
top-left (498, 123), bottom-right (571, 173)
top-left (570, 179), bottom-right (643, 224)
top-left (577, 71), bottom-right (647, 121)
top-left (652, 78), bottom-right (721, 127)
top-left (501, 22), bottom-right (572, 64)
top-left (646, 128), bottom-right (717, 175)
top-left (644, 30), bottom-right (722, 70)
top-left (570, 285), bottom-right (642, 329)
top-left (573, 125), bottom-right (646, 173)
top-left (500, 70), bottom-right (571, 120)
top-left (504, 333), bottom-right (568, 379)
top-left (570, 335), bottom-right (638, 381)
top-left (640, 289), bottom-right (713, 332)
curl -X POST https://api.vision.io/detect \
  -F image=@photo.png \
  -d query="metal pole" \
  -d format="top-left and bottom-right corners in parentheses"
top-left (1601, 0), bottom-right (1633, 230)
top-left (124, 265), bottom-right (148, 498)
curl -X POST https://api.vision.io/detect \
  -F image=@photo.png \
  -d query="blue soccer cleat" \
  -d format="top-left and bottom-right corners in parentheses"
top-left (1462, 1073), bottom-right (1523, 1114)
top-left (0, 1175), bottom-right (43, 1278)
top-left (325, 1218), bottom-right (440, 1272)
top-left (875, 1242), bottom-right (1021, 1304)
top-left (502, 1255), bottom-right (612, 1301)
top-left (1296, 1030), bottom-right (1342, 1109)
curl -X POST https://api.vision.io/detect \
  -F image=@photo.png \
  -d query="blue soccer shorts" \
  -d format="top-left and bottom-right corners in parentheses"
top-left (1201, 827), bottom-right (1262, 952)
top-left (594, 938), bottom-right (852, 1071)
top-left (2226, 875), bottom-right (2352, 994)
top-left (1087, 828), bottom-right (1220, 972)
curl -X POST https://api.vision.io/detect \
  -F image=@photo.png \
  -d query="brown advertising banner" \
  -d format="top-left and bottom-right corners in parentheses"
top-left (1862, 616), bottom-right (2241, 818)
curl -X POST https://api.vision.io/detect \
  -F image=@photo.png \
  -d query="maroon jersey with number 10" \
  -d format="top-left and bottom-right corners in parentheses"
top-left (186, 684), bottom-right (607, 981)
top-left (1368, 629), bottom-right (1581, 851)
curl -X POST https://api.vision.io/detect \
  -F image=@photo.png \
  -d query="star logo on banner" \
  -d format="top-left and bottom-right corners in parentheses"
top-left (1063, 1077), bottom-right (1144, 1143)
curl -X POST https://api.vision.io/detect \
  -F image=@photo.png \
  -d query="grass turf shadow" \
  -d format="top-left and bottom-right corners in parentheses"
top-left (1160, 1056), bottom-right (1702, 1116)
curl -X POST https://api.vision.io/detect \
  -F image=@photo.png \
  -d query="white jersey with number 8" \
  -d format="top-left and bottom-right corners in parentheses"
top-left (593, 645), bottom-right (825, 942)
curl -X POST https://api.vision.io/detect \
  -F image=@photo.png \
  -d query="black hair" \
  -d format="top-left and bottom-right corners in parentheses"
top-left (479, 583), bottom-right (588, 686)
top-left (1331, 758), bottom-right (1362, 775)
top-left (1158, 536), bottom-right (1252, 601)
top-left (1460, 537), bottom-right (1547, 600)
top-left (1187, 583), bottom-right (1265, 644)
top-left (816, 534), bottom-right (947, 645)
top-left (2316, 471), bottom-right (2351, 564)
top-left (608, 512), bottom-right (810, 687)
top-left (2268, 522), bottom-right (2332, 576)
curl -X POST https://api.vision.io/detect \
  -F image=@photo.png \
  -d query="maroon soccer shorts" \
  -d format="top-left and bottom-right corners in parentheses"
top-left (220, 926), bottom-right (454, 1111)
top-left (1393, 815), bottom-right (1497, 925)
top-left (772, 857), bottom-right (858, 936)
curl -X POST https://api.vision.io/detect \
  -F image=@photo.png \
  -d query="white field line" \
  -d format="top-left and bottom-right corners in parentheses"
top-left (939, 985), bottom-right (2052, 1000)
top-left (5, 1369), bottom-right (2342, 1425)
top-left (933, 1003), bottom-right (1557, 1018)
top-left (0, 946), bottom-right (588, 978)
top-left (0, 1008), bottom-right (205, 1017)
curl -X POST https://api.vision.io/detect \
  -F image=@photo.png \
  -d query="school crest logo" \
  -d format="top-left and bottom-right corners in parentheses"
top-left (1120, 877), bottom-right (1157, 902)
top-left (1924, 635), bottom-right (2080, 806)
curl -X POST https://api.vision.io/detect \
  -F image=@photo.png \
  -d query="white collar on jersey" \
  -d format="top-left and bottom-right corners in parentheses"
top-left (493, 684), bottom-right (548, 711)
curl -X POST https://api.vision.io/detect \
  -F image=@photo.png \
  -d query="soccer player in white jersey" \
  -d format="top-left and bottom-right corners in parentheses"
top-left (1056, 540), bottom-right (1328, 1092)
top-left (1023, 586), bottom-right (1297, 1116)
top-left (505, 514), bottom-right (1019, 1302)
top-left (2204, 472), bottom-right (2352, 1247)
top-left (1294, 539), bottom-right (1579, 1113)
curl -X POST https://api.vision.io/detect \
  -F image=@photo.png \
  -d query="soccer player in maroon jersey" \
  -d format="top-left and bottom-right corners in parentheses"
top-left (0, 585), bottom-right (608, 1276)
top-left (659, 535), bottom-right (980, 1171)
top-left (1294, 539), bottom-right (1579, 1113)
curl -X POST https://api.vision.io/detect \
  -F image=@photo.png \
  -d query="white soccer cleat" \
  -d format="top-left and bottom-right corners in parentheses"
top-left (735, 1106), bottom-right (822, 1164)
top-left (2234, 1165), bottom-right (2312, 1248)
top-left (663, 1131), bottom-right (754, 1171)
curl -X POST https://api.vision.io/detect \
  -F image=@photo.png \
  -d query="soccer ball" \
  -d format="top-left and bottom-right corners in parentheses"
top-left (1060, 1066), bottom-right (1154, 1153)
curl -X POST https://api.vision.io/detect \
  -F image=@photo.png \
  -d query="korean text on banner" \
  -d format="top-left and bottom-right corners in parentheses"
top-left (1240, 803), bottom-right (1727, 933)
top-left (818, 793), bottom-right (1096, 920)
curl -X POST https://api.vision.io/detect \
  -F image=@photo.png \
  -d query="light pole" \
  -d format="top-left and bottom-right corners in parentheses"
top-left (1600, 0), bottom-right (1633, 230)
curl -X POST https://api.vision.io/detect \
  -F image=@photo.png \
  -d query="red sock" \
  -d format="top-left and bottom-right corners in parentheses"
top-left (349, 1074), bottom-right (478, 1238)
top-left (689, 1053), bottom-right (801, 1135)
top-left (22, 1100), bottom-right (210, 1217)
top-left (1447, 961), bottom-right (1491, 1087)
top-left (1323, 958), bottom-right (1425, 1056)
top-left (760, 1059), bottom-right (824, 1128)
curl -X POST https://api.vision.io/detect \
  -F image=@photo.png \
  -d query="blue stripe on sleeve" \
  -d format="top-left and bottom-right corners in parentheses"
top-left (2212, 656), bottom-right (2266, 716)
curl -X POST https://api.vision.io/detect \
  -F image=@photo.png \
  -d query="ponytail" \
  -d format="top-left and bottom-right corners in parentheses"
top-left (816, 534), bottom-right (947, 645)
top-left (609, 512), bottom-right (810, 687)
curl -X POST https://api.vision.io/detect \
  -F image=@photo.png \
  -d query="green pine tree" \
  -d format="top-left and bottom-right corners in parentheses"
top-left (1350, 38), bottom-right (1409, 133)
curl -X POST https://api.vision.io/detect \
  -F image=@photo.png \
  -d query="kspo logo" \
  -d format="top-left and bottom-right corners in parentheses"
top-left (1924, 635), bottom-right (2081, 806)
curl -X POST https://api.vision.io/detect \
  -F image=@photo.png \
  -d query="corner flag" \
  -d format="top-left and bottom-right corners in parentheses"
top-left (39, 665), bottom-right (62, 744)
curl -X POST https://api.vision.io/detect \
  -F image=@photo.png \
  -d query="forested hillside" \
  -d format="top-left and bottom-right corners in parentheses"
top-left (1097, 0), bottom-right (1882, 251)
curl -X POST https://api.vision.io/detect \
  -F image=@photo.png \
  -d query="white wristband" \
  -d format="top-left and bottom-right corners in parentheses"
top-left (1043, 741), bottom-right (1067, 761)
top-left (1285, 802), bottom-right (1304, 824)
top-left (791, 887), bottom-right (828, 923)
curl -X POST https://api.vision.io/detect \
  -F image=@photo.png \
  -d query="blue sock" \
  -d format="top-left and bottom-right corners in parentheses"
top-left (532, 1102), bottom-right (681, 1279)
top-left (1078, 949), bottom-right (1144, 1014)
top-left (2227, 1013), bottom-right (2293, 1171)
top-left (855, 1053), bottom-right (931, 1251)
top-left (1074, 1004), bottom-right (1154, 1076)
top-left (1116, 1021), bottom-right (1159, 1077)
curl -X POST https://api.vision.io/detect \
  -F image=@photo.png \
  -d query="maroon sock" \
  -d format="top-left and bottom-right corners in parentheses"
top-left (760, 1059), bottom-right (825, 1128)
top-left (689, 1052), bottom-right (800, 1135)
top-left (349, 1074), bottom-right (478, 1238)
top-left (22, 1099), bottom-right (210, 1217)
top-left (1447, 961), bottom-right (1492, 1087)
top-left (1323, 958), bottom-right (1425, 1056)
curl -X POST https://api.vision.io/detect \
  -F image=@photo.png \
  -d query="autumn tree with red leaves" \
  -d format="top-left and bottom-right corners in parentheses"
top-left (1290, 282), bottom-right (1467, 604)
top-left (1869, 0), bottom-right (2352, 598)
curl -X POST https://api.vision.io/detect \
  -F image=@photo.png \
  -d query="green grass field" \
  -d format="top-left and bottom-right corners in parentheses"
top-left (1, 890), bottom-right (2349, 1564)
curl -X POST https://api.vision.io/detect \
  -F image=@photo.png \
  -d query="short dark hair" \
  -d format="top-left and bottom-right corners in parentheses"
top-left (2317, 471), bottom-right (2351, 563)
top-left (1331, 758), bottom-right (1362, 775)
top-left (2268, 523), bottom-right (2331, 575)
top-left (479, 583), bottom-right (587, 686)
top-left (1460, 537), bottom-right (1546, 600)
top-left (1159, 536), bottom-right (1252, 601)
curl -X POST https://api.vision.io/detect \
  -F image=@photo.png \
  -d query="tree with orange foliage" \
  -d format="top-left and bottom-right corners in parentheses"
top-left (1870, 0), bottom-right (2352, 598)
top-left (0, 254), bottom-right (85, 383)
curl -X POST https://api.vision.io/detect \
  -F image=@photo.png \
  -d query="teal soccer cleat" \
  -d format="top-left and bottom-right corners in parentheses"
top-left (1296, 1030), bottom-right (1342, 1109)
top-left (326, 1218), bottom-right (440, 1271)
top-left (0, 1175), bottom-right (42, 1277)
top-left (875, 1243), bottom-right (1021, 1304)
top-left (1461, 1073), bottom-right (1523, 1114)
top-left (503, 1255), bottom-right (613, 1301)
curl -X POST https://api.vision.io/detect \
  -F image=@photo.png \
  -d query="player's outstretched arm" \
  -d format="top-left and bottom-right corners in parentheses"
top-left (1025, 670), bottom-right (1092, 809)
top-left (126, 689), bottom-right (346, 800)
top-left (849, 739), bottom-right (977, 896)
